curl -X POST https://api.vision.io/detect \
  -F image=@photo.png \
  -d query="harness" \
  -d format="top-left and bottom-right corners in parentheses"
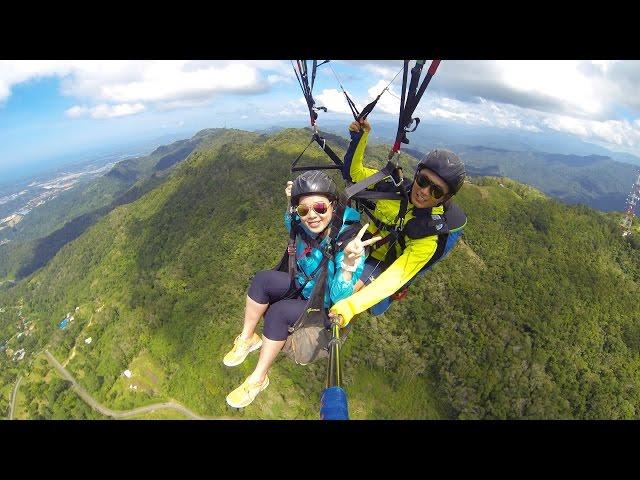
top-left (366, 199), bottom-right (467, 315)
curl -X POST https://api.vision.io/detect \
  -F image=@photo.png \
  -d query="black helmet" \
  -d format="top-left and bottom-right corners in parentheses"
top-left (416, 149), bottom-right (466, 195)
top-left (291, 170), bottom-right (338, 205)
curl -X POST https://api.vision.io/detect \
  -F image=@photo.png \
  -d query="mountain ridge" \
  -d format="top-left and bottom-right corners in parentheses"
top-left (2, 128), bottom-right (640, 419)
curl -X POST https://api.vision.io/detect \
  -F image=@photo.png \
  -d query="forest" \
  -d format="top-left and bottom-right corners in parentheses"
top-left (2, 127), bottom-right (639, 419)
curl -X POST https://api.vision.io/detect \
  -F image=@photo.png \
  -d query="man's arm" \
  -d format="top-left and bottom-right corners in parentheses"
top-left (330, 235), bottom-right (439, 325)
top-left (343, 125), bottom-right (379, 183)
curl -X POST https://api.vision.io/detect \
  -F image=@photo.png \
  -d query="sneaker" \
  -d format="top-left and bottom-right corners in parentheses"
top-left (226, 375), bottom-right (270, 408)
top-left (223, 333), bottom-right (262, 367)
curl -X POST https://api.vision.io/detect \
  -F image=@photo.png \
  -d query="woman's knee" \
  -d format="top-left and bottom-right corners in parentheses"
top-left (263, 300), bottom-right (305, 342)
top-left (247, 270), bottom-right (273, 304)
top-left (263, 308), bottom-right (289, 341)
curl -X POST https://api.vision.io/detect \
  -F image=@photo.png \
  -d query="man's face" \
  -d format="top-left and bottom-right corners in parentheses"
top-left (410, 168), bottom-right (450, 209)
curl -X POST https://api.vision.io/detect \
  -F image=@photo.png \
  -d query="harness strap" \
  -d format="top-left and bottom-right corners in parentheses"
top-left (344, 159), bottom-right (409, 200)
top-left (292, 60), bottom-right (328, 127)
top-left (312, 134), bottom-right (344, 169)
top-left (290, 133), bottom-right (345, 173)
top-left (393, 60), bottom-right (440, 150)
top-left (392, 60), bottom-right (410, 153)
top-left (289, 263), bottom-right (328, 332)
top-left (343, 89), bottom-right (361, 120)
top-left (395, 183), bottom-right (409, 228)
top-left (290, 136), bottom-right (317, 171)
top-left (344, 168), bottom-right (391, 201)
top-left (350, 190), bottom-right (405, 201)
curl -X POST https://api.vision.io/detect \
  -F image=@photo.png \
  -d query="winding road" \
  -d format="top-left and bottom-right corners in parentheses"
top-left (44, 350), bottom-right (230, 420)
top-left (8, 375), bottom-right (22, 420)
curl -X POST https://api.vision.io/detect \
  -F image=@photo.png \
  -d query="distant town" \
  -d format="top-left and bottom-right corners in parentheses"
top-left (0, 162), bottom-right (117, 245)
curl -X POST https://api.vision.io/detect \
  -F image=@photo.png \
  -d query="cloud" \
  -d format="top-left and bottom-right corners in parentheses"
top-left (0, 60), bottom-right (289, 118)
top-left (354, 60), bottom-right (640, 121)
top-left (65, 105), bottom-right (89, 118)
top-left (65, 103), bottom-right (146, 119)
top-left (423, 91), bottom-right (640, 149)
top-left (355, 60), bottom-right (404, 81)
top-left (367, 80), bottom-right (401, 115)
top-left (267, 74), bottom-right (292, 85)
top-left (426, 61), bottom-right (607, 118)
top-left (543, 115), bottom-right (590, 137)
top-left (5, 59), bottom-right (640, 157)
top-left (95, 63), bottom-right (266, 103)
top-left (266, 99), bottom-right (309, 118)
top-left (0, 60), bottom-right (76, 103)
top-left (315, 88), bottom-right (353, 115)
top-left (350, 61), bottom-right (640, 153)
top-left (306, 75), bottom-right (402, 118)
top-left (544, 116), bottom-right (640, 148)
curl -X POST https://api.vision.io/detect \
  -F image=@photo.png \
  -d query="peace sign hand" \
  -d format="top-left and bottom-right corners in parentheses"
top-left (342, 223), bottom-right (381, 267)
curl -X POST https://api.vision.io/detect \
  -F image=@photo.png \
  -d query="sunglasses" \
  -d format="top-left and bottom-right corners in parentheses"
top-left (295, 201), bottom-right (330, 217)
top-left (415, 174), bottom-right (446, 200)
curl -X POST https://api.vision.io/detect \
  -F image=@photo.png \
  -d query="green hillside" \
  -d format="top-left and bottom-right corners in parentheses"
top-left (2, 128), bottom-right (640, 419)
top-left (455, 146), bottom-right (633, 212)
top-left (0, 135), bottom-right (206, 281)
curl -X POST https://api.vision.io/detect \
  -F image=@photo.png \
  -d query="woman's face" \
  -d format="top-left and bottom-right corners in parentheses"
top-left (296, 194), bottom-right (333, 234)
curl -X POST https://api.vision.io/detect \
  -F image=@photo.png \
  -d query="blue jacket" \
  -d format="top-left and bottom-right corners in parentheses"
top-left (285, 206), bottom-right (365, 308)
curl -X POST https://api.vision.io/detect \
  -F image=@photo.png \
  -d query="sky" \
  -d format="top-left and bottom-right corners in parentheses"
top-left (1, 60), bottom-right (640, 181)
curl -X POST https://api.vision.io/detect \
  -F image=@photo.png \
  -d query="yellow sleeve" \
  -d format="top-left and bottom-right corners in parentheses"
top-left (350, 131), bottom-right (380, 183)
top-left (330, 235), bottom-right (439, 324)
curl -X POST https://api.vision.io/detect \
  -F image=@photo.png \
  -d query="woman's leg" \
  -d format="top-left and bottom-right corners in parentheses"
top-left (240, 270), bottom-right (292, 340)
top-left (226, 298), bottom-right (306, 407)
top-left (247, 298), bottom-right (307, 383)
top-left (247, 338), bottom-right (286, 384)
top-left (224, 270), bottom-right (293, 367)
top-left (239, 295), bottom-right (268, 341)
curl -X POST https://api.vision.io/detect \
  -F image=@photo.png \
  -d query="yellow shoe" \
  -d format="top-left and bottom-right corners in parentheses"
top-left (223, 333), bottom-right (262, 367)
top-left (226, 375), bottom-right (270, 408)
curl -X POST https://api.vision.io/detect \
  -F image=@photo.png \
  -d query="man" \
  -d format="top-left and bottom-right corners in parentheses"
top-left (329, 119), bottom-right (467, 327)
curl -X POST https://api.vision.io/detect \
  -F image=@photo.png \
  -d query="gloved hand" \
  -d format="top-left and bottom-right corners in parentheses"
top-left (328, 310), bottom-right (348, 328)
top-left (348, 119), bottom-right (371, 133)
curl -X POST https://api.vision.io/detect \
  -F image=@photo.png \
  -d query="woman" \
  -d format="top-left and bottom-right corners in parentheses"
top-left (224, 170), bottom-right (380, 408)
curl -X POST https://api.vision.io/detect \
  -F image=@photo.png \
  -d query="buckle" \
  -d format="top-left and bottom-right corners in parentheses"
top-left (391, 171), bottom-right (403, 187)
top-left (388, 154), bottom-right (403, 187)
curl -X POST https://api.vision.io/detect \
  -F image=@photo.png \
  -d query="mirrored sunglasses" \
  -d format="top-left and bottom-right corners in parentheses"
top-left (296, 201), bottom-right (330, 217)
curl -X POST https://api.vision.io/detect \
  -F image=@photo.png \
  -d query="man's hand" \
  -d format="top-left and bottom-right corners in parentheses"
top-left (285, 180), bottom-right (293, 198)
top-left (328, 310), bottom-right (348, 328)
top-left (348, 119), bottom-right (371, 133)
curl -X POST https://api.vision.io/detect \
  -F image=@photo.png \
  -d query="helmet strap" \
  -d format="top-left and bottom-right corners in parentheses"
top-left (435, 193), bottom-right (453, 206)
